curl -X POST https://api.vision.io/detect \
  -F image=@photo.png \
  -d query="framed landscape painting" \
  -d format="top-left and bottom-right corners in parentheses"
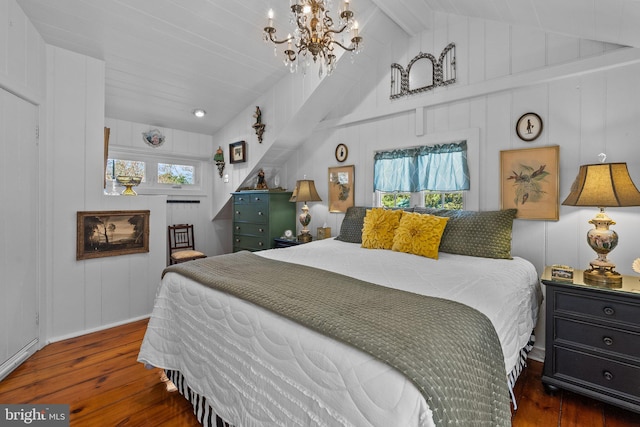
top-left (500, 145), bottom-right (559, 220)
top-left (77, 210), bottom-right (150, 260)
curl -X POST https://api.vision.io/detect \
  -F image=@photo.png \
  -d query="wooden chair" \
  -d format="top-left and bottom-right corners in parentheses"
top-left (168, 224), bottom-right (207, 265)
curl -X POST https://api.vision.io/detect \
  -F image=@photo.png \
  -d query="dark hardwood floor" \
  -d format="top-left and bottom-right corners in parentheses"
top-left (0, 319), bottom-right (638, 426)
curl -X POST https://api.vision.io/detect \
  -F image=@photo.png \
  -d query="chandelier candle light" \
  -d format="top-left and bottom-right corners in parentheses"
top-left (264, 0), bottom-right (363, 76)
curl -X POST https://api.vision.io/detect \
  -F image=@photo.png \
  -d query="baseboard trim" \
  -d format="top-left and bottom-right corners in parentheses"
top-left (0, 338), bottom-right (39, 382)
top-left (47, 314), bottom-right (151, 344)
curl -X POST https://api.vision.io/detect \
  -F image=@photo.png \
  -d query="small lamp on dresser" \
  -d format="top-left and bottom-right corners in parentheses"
top-left (289, 179), bottom-right (322, 243)
top-left (562, 161), bottom-right (640, 286)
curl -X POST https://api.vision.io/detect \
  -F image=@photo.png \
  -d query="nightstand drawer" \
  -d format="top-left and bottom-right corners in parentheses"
top-left (233, 223), bottom-right (267, 236)
top-left (555, 291), bottom-right (640, 327)
top-left (555, 317), bottom-right (640, 358)
top-left (554, 346), bottom-right (640, 398)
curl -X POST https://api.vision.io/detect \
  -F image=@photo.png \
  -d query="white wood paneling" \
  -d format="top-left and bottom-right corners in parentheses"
top-left (0, 88), bottom-right (38, 379)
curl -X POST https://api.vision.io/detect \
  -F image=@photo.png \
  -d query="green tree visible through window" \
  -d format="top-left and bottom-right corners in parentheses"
top-left (381, 193), bottom-right (411, 208)
top-left (424, 192), bottom-right (463, 209)
top-left (158, 163), bottom-right (194, 185)
top-left (106, 159), bottom-right (145, 181)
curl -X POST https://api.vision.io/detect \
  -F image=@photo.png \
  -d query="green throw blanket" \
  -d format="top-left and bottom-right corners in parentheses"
top-left (163, 251), bottom-right (511, 426)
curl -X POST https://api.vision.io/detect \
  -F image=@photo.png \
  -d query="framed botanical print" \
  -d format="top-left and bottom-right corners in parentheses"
top-left (229, 141), bottom-right (246, 164)
top-left (500, 145), bottom-right (559, 220)
top-left (328, 165), bottom-right (354, 213)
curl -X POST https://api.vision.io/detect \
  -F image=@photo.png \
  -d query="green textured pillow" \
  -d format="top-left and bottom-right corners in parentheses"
top-left (361, 208), bottom-right (403, 249)
top-left (335, 206), bottom-right (370, 243)
top-left (414, 208), bottom-right (517, 259)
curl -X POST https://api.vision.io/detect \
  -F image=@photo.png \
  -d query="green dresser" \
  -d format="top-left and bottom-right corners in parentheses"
top-left (232, 191), bottom-right (296, 252)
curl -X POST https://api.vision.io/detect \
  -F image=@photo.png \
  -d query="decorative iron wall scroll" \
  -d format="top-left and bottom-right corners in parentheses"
top-left (390, 43), bottom-right (456, 100)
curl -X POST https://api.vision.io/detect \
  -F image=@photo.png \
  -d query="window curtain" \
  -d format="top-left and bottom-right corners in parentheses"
top-left (373, 140), bottom-right (469, 192)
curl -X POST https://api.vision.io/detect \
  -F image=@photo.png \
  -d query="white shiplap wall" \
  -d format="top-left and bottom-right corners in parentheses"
top-left (277, 13), bottom-right (640, 360)
top-left (105, 117), bottom-right (224, 261)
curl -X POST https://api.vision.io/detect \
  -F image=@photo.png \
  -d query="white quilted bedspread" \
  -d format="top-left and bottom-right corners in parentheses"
top-left (138, 239), bottom-right (541, 427)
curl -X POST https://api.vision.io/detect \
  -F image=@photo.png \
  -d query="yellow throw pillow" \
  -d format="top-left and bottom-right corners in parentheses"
top-left (361, 208), bottom-right (403, 249)
top-left (392, 212), bottom-right (449, 259)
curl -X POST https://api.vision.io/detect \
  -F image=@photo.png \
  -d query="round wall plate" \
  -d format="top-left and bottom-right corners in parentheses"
top-left (335, 143), bottom-right (348, 162)
top-left (516, 113), bottom-right (543, 142)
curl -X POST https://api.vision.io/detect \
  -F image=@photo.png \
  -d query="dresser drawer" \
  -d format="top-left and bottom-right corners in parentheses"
top-left (555, 291), bottom-right (640, 327)
top-left (233, 223), bottom-right (268, 236)
top-left (555, 317), bottom-right (640, 358)
top-left (232, 235), bottom-right (269, 251)
top-left (553, 346), bottom-right (640, 399)
top-left (233, 203), bottom-right (268, 224)
top-left (234, 193), bottom-right (269, 205)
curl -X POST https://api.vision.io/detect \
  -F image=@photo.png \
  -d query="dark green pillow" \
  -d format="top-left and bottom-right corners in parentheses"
top-left (335, 206), bottom-right (369, 243)
top-left (414, 208), bottom-right (517, 259)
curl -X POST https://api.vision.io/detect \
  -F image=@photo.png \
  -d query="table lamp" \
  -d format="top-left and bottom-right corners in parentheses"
top-left (562, 162), bottom-right (640, 286)
top-left (289, 179), bottom-right (322, 243)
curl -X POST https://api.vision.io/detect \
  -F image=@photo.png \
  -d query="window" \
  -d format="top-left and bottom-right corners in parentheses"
top-left (374, 140), bottom-right (469, 210)
top-left (381, 192), bottom-right (411, 208)
top-left (106, 151), bottom-right (204, 195)
top-left (106, 159), bottom-right (146, 182)
top-left (158, 163), bottom-right (195, 185)
top-left (424, 191), bottom-right (464, 209)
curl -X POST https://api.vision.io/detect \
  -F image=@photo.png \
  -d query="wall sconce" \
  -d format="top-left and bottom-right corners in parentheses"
top-left (252, 106), bottom-right (266, 143)
top-left (214, 146), bottom-right (225, 178)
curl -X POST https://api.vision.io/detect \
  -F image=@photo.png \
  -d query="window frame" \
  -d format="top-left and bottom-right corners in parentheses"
top-left (372, 129), bottom-right (479, 210)
top-left (106, 148), bottom-right (207, 196)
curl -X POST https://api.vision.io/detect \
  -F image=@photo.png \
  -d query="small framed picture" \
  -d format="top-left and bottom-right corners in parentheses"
top-left (328, 165), bottom-right (355, 213)
top-left (229, 141), bottom-right (246, 164)
top-left (516, 112), bottom-right (543, 142)
top-left (551, 265), bottom-right (574, 282)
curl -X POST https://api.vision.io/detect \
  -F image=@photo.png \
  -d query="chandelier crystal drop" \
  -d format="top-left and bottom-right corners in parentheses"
top-left (263, 0), bottom-right (363, 76)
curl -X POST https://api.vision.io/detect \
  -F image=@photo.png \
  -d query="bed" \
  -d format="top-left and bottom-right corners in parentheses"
top-left (138, 207), bottom-right (542, 427)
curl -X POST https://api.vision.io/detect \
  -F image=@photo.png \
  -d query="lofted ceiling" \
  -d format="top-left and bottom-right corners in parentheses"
top-left (16, 0), bottom-right (638, 137)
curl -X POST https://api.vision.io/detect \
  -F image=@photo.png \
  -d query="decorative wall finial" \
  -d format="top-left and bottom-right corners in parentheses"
top-left (252, 106), bottom-right (266, 143)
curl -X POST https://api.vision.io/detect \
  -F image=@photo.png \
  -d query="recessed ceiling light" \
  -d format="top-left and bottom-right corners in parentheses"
top-left (192, 109), bottom-right (206, 118)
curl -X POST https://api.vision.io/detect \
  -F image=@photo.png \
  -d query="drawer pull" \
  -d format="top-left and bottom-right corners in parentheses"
top-left (258, 211), bottom-right (263, 216)
top-left (254, 197), bottom-right (261, 201)
top-left (258, 228), bottom-right (264, 232)
top-left (235, 238), bottom-right (241, 243)
top-left (235, 226), bottom-right (240, 230)
top-left (603, 306), bottom-right (615, 316)
top-left (235, 211), bottom-right (240, 215)
top-left (603, 336), bottom-right (614, 346)
top-left (603, 370), bottom-right (614, 381)
top-left (258, 242), bottom-right (264, 246)
top-left (238, 197), bottom-right (244, 201)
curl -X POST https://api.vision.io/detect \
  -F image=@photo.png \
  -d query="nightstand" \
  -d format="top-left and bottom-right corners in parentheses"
top-left (541, 267), bottom-right (640, 414)
top-left (274, 238), bottom-right (305, 248)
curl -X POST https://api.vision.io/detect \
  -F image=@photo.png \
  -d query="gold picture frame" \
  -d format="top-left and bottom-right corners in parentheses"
top-left (328, 165), bottom-right (354, 213)
top-left (77, 210), bottom-right (150, 260)
top-left (500, 145), bottom-right (559, 220)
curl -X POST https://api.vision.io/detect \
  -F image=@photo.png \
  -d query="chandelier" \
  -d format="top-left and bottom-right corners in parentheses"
top-left (264, 0), bottom-right (363, 77)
